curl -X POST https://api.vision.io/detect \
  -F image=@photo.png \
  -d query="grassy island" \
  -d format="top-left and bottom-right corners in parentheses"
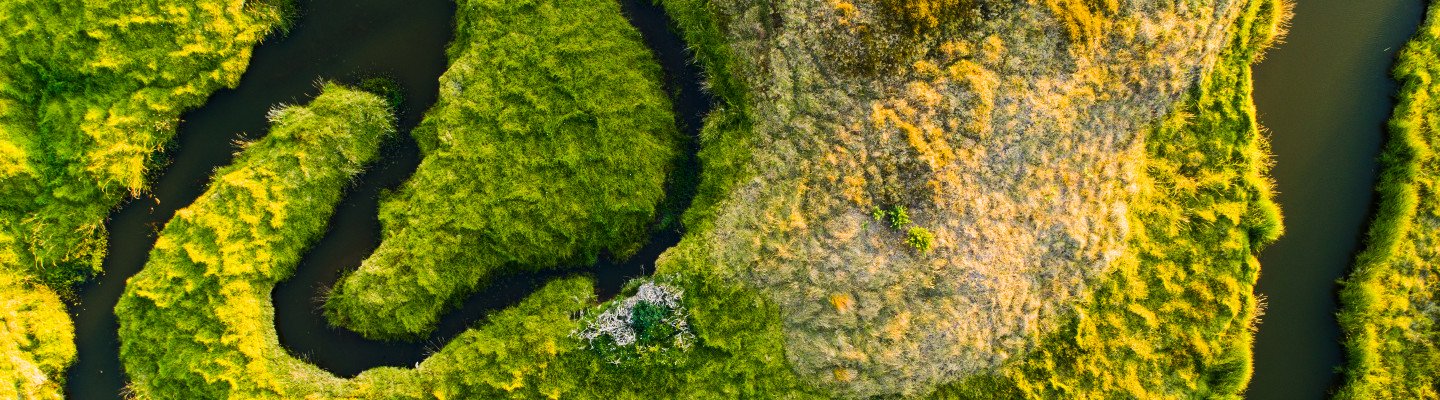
top-left (1337, 4), bottom-right (1440, 398)
top-left (322, 0), bottom-right (680, 340)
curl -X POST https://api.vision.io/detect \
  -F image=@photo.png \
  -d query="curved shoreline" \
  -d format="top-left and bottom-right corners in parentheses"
top-left (66, 0), bottom-right (711, 397)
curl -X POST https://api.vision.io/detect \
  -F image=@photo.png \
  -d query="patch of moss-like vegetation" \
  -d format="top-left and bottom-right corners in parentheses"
top-left (1337, 4), bottom-right (1440, 398)
top-left (654, 0), bottom-right (1281, 396)
top-left (321, 0), bottom-right (680, 340)
top-left (938, 1), bottom-right (1288, 397)
top-left (0, 1), bottom-right (285, 395)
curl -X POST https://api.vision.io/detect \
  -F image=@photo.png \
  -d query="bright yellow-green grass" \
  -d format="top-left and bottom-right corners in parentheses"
top-left (0, 0), bottom-right (285, 396)
top-left (1337, 3), bottom-right (1440, 399)
top-left (321, 0), bottom-right (680, 340)
top-left (0, 0), bottom-right (286, 289)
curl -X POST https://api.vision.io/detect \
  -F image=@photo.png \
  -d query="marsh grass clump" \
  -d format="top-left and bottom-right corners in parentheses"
top-left (355, 76), bottom-right (405, 112)
top-left (575, 282), bottom-right (695, 364)
top-left (905, 226), bottom-right (935, 253)
top-left (938, 2), bottom-right (1288, 397)
top-left (680, 0), bottom-right (1275, 396)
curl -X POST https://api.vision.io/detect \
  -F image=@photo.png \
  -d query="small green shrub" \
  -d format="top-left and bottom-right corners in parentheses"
top-left (906, 227), bottom-right (935, 253)
top-left (356, 77), bottom-right (404, 112)
top-left (887, 206), bottom-right (912, 229)
top-left (877, 0), bottom-right (978, 32)
top-left (632, 301), bottom-right (679, 344)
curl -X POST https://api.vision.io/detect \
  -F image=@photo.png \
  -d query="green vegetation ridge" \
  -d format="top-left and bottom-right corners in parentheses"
top-left (116, 84), bottom-right (396, 397)
top-left (659, 0), bottom-right (1281, 396)
top-left (1337, 3), bottom-right (1440, 398)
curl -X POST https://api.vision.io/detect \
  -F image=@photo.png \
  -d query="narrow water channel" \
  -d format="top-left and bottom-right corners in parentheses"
top-left (271, 0), bottom-right (709, 378)
top-left (63, 0), bottom-right (708, 398)
top-left (1249, 0), bottom-right (1423, 398)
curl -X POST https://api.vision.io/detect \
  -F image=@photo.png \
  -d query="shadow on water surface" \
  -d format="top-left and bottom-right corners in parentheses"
top-left (1249, 0), bottom-right (1424, 398)
top-left (65, 0), bottom-right (710, 398)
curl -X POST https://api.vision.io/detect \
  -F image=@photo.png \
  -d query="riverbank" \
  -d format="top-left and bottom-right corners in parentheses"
top-left (1337, 4), bottom-right (1440, 398)
top-left (1248, 0), bottom-right (1425, 397)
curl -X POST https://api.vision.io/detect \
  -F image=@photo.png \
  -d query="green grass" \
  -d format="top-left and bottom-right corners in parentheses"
top-left (115, 84), bottom-right (397, 398)
top-left (1336, 4), bottom-right (1440, 399)
top-left (0, 1), bottom-right (285, 395)
top-left (321, 0), bottom-right (680, 340)
top-left (0, 0), bottom-right (286, 290)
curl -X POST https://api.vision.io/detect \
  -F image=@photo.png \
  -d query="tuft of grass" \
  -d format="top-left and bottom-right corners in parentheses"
top-left (906, 226), bottom-right (935, 253)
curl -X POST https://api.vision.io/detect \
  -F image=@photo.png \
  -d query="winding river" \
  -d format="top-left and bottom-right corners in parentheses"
top-left (60, 0), bottom-right (1432, 398)
top-left (1249, 0), bottom-right (1423, 398)
top-left (64, 0), bottom-right (709, 398)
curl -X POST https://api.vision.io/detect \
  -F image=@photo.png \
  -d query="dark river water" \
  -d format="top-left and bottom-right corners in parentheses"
top-left (1250, 0), bottom-right (1424, 398)
top-left (63, 0), bottom-right (708, 398)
